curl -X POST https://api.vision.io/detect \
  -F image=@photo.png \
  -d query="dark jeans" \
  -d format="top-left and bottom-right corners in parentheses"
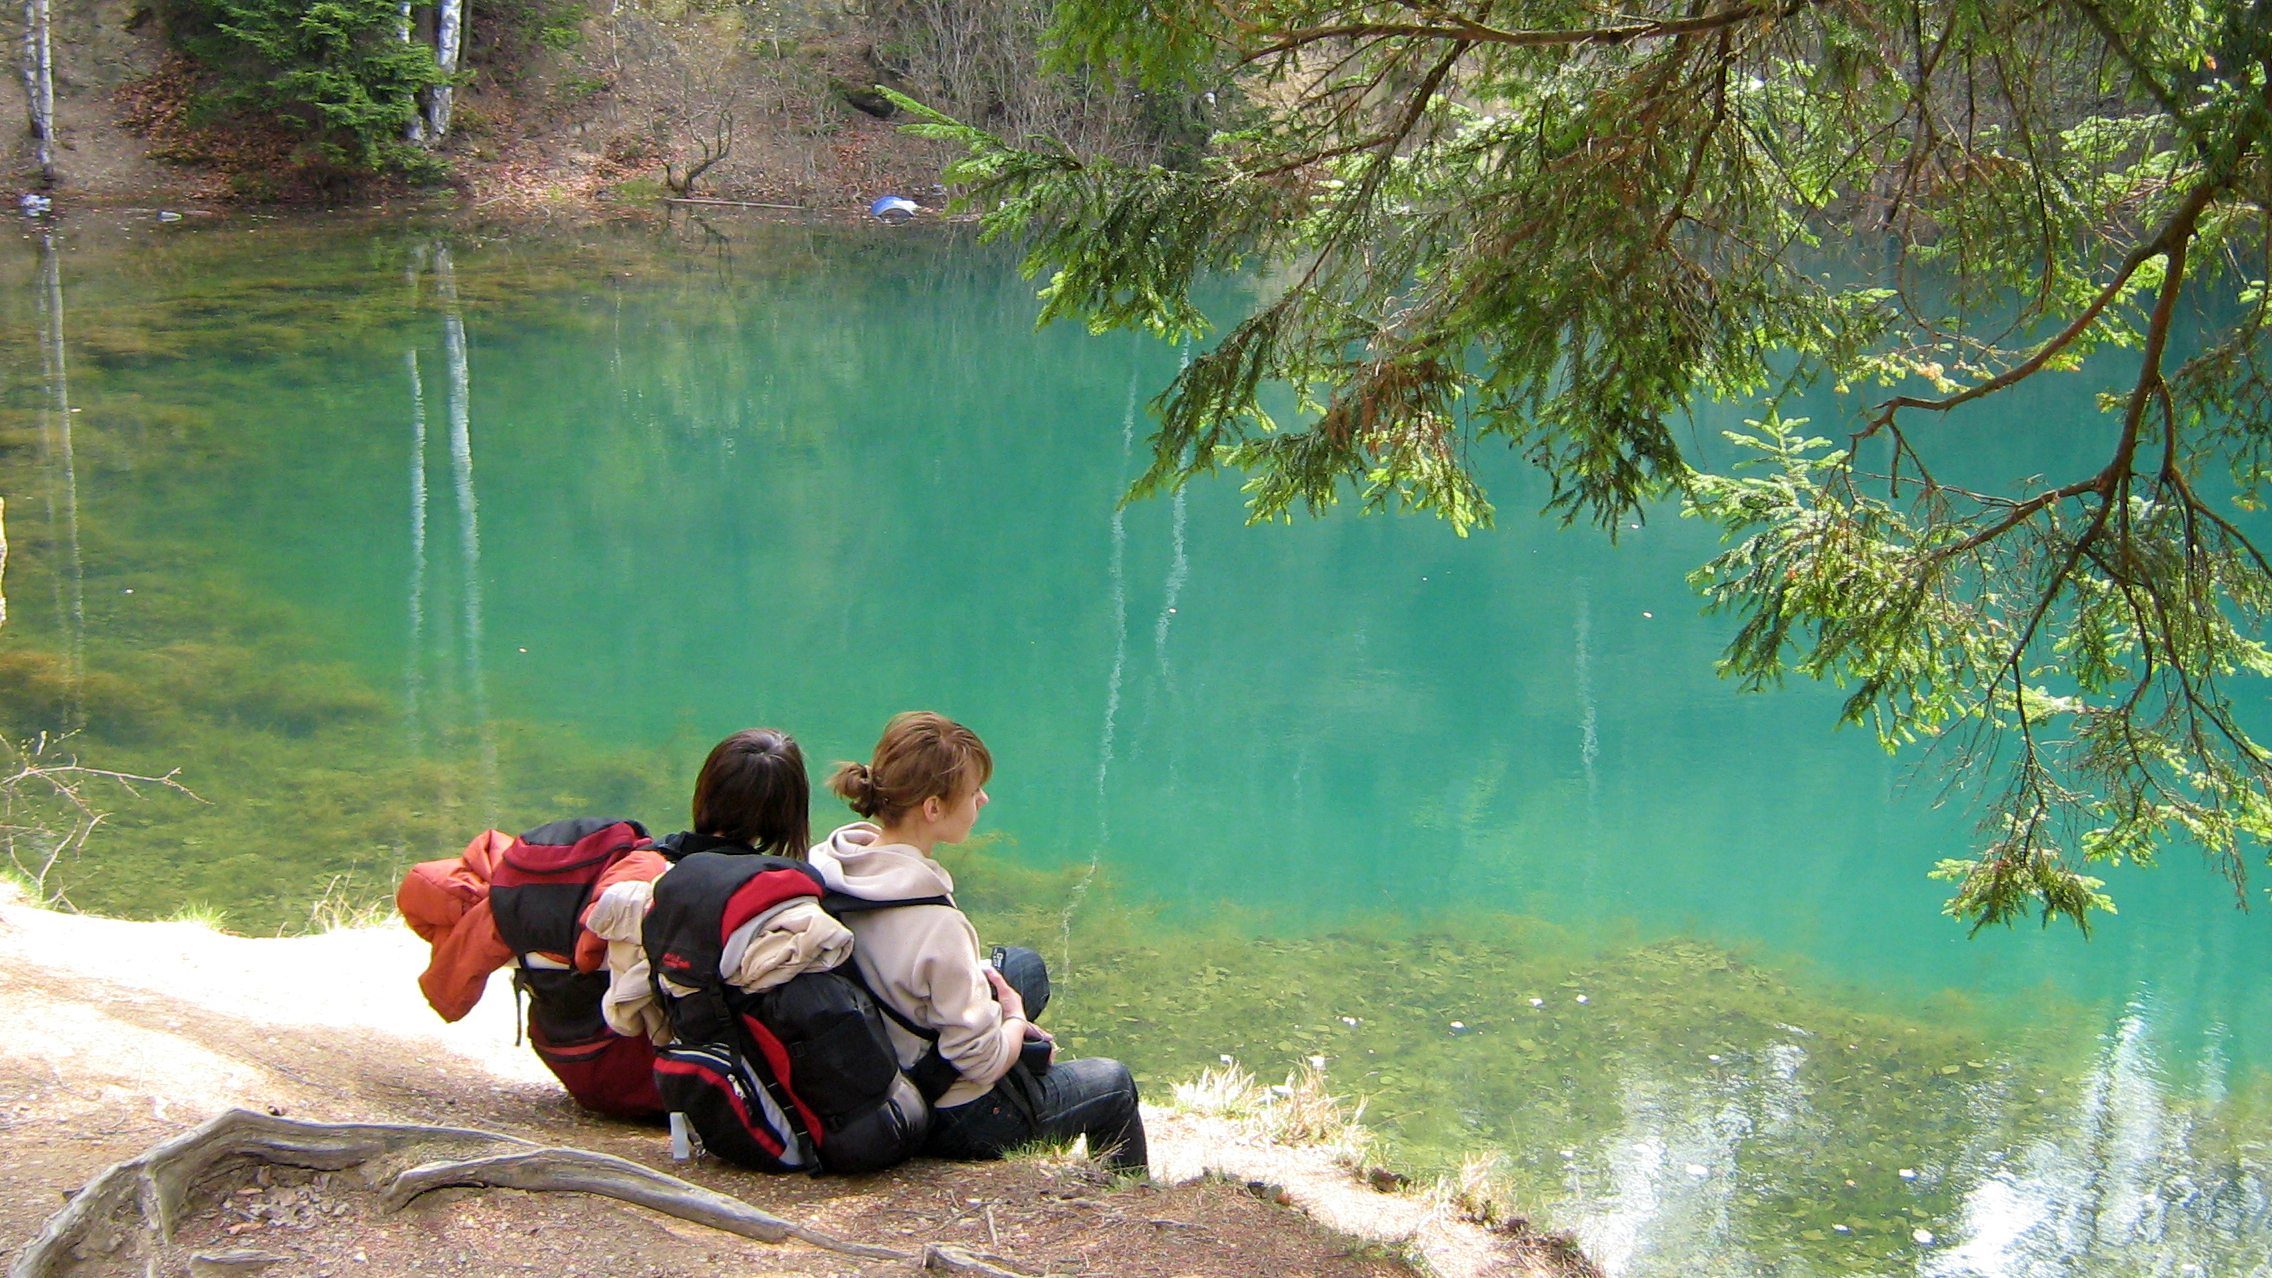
top-left (923, 946), bottom-right (1148, 1171)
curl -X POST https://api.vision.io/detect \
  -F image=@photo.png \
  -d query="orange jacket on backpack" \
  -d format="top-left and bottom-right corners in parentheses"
top-left (397, 831), bottom-right (669, 1021)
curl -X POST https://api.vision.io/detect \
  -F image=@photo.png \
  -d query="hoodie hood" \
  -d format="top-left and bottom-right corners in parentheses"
top-left (810, 822), bottom-right (957, 901)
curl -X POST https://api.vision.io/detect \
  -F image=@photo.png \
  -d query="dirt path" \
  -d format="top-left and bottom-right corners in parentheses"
top-left (0, 899), bottom-right (1582, 1278)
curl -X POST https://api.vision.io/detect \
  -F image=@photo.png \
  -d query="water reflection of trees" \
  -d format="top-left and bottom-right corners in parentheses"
top-left (402, 243), bottom-right (497, 825)
top-left (1, 227), bottom-right (196, 908)
top-left (33, 226), bottom-right (83, 730)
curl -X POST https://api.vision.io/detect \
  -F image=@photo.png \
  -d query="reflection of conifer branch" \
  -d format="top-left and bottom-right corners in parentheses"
top-left (0, 733), bottom-right (203, 909)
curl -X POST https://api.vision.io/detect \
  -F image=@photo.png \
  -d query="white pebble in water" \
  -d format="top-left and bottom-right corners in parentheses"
top-left (1913, 1229), bottom-right (1936, 1245)
top-left (1685, 1165), bottom-right (1708, 1178)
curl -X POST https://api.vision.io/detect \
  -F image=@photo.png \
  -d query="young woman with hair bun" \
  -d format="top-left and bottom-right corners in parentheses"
top-left (811, 711), bottom-right (1148, 1171)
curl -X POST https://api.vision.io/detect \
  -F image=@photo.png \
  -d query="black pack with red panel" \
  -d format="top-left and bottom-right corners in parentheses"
top-left (642, 850), bottom-right (931, 1174)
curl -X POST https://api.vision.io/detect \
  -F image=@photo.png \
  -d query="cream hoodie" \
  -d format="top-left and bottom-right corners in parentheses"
top-left (810, 822), bottom-right (1023, 1107)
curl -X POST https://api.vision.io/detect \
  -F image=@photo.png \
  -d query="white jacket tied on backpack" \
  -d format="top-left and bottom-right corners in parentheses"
top-left (588, 870), bottom-right (853, 1043)
top-left (809, 822), bottom-right (1024, 1107)
top-left (587, 878), bottom-right (670, 1044)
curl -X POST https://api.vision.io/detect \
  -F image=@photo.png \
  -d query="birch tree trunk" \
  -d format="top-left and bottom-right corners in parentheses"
top-left (426, 0), bottom-right (463, 140)
top-left (19, 0), bottom-right (55, 184)
top-left (401, 0), bottom-right (427, 144)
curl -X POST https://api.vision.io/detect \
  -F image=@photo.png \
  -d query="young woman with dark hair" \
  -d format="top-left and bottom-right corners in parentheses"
top-left (811, 711), bottom-right (1148, 1172)
top-left (585, 727), bottom-right (831, 1045)
top-left (669, 727), bottom-right (812, 860)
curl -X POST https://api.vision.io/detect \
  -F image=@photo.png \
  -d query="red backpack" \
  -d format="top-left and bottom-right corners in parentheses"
top-left (486, 817), bottom-right (665, 1118)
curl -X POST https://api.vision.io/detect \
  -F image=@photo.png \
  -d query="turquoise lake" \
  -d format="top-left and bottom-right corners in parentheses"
top-left (2, 210), bottom-right (2267, 1276)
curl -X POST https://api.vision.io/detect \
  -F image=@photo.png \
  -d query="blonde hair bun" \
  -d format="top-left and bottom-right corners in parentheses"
top-left (829, 712), bottom-right (993, 823)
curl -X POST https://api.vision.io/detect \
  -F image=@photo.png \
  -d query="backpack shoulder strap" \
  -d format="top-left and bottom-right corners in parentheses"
top-left (815, 890), bottom-right (974, 1100)
top-left (830, 960), bottom-right (961, 1103)
top-left (821, 890), bottom-right (955, 915)
top-left (816, 892), bottom-right (961, 1037)
top-left (860, 975), bottom-right (941, 1042)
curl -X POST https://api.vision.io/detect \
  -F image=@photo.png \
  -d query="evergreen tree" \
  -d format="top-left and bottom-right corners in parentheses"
top-left (892, 0), bottom-right (2272, 931)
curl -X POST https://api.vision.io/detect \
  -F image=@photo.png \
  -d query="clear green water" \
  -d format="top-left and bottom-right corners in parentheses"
top-left (4, 212), bottom-right (2269, 1276)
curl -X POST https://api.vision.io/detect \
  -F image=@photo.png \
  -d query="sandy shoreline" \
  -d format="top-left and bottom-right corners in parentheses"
top-left (0, 893), bottom-right (1581, 1278)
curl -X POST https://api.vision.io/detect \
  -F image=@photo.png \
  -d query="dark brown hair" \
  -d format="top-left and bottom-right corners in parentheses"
top-left (692, 729), bottom-right (811, 858)
top-left (828, 712), bottom-right (993, 823)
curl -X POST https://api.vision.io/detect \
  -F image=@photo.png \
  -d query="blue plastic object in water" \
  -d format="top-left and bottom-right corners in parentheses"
top-left (869, 196), bottom-right (919, 224)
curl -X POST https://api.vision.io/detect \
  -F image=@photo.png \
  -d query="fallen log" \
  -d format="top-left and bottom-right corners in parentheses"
top-left (661, 198), bottom-right (807, 211)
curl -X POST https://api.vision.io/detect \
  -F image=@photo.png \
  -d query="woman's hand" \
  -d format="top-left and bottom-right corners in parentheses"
top-left (984, 965), bottom-right (1027, 1023)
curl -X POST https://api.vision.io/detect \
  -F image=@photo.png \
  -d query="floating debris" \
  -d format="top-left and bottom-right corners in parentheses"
top-left (868, 195), bottom-right (920, 224)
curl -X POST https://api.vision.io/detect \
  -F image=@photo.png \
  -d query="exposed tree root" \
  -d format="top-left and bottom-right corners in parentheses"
top-left (8, 1109), bottom-right (996, 1278)
top-left (379, 1146), bottom-right (907, 1260)
top-left (11, 1109), bottom-right (522, 1276)
top-left (920, 1242), bottom-right (1039, 1276)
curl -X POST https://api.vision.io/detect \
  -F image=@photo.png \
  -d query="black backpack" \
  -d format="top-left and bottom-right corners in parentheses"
top-left (643, 851), bottom-right (934, 1174)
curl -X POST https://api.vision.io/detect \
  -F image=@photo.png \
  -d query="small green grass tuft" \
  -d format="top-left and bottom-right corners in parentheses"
top-left (302, 873), bottom-right (397, 933)
top-left (163, 900), bottom-right (230, 930)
